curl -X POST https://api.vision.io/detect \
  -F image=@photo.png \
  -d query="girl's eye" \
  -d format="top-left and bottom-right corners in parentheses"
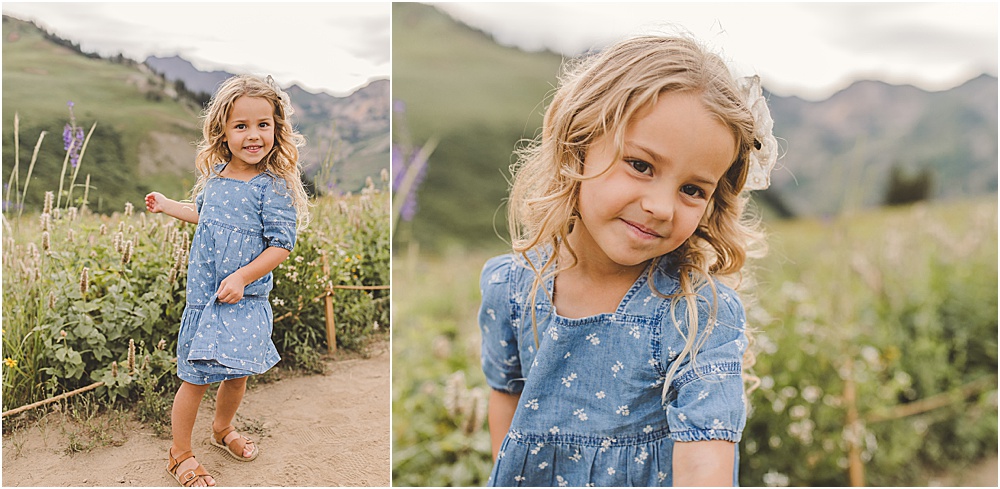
top-left (235, 123), bottom-right (247, 130)
top-left (627, 159), bottom-right (652, 175)
top-left (259, 122), bottom-right (270, 128)
top-left (681, 184), bottom-right (706, 199)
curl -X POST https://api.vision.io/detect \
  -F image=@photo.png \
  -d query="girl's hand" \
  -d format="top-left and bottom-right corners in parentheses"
top-left (216, 271), bottom-right (247, 304)
top-left (145, 192), bottom-right (166, 213)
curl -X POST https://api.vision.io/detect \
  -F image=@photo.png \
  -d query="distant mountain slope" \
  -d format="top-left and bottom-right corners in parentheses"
top-left (767, 74), bottom-right (998, 215)
top-left (392, 2), bottom-right (564, 249)
top-left (145, 55), bottom-right (231, 96)
top-left (145, 55), bottom-right (390, 192)
top-left (393, 3), bottom-right (998, 250)
top-left (2, 15), bottom-right (202, 212)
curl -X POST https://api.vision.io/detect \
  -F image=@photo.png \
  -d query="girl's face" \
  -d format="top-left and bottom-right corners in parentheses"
top-left (223, 96), bottom-right (275, 169)
top-left (571, 91), bottom-right (736, 272)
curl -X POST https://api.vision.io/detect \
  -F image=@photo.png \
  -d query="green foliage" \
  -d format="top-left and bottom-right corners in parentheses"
top-left (271, 183), bottom-right (391, 361)
top-left (391, 199), bottom-right (998, 486)
top-left (391, 3), bottom-right (559, 252)
top-left (2, 202), bottom-right (190, 410)
top-left (2, 178), bottom-right (390, 413)
top-left (392, 250), bottom-right (499, 486)
top-left (742, 199), bottom-right (997, 485)
top-left (2, 16), bottom-right (201, 213)
top-left (884, 163), bottom-right (933, 206)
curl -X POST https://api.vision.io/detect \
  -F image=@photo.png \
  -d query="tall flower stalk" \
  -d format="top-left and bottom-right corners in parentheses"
top-left (391, 100), bottom-right (436, 237)
top-left (56, 101), bottom-right (97, 210)
top-left (3, 113), bottom-right (47, 220)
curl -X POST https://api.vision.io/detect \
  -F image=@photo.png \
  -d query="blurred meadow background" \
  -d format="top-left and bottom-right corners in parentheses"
top-left (2, 5), bottom-right (389, 441)
top-left (391, 3), bottom-right (998, 486)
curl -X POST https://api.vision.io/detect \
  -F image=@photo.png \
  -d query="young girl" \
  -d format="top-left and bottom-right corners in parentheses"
top-left (479, 35), bottom-right (777, 486)
top-left (146, 74), bottom-right (310, 487)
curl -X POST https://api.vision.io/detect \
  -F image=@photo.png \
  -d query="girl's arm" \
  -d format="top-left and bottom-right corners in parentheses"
top-left (488, 389), bottom-right (520, 461)
top-left (145, 192), bottom-right (198, 224)
top-left (672, 440), bottom-right (736, 486)
top-left (215, 246), bottom-right (291, 303)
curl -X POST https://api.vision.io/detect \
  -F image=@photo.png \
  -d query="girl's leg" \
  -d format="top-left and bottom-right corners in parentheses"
top-left (170, 381), bottom-right (214, 486)
top-left (212, 376), bottom-right (255, 458)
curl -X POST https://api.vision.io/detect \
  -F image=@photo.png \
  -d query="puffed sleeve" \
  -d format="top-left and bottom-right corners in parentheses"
top-left (479, 254), bottom-right (523, 394)
top-left (195, 190), bottom-right (205, 215)
top-left (260, 176), bottom-right (297, 252)
top-left (662, 283), bottom-right (748, 443)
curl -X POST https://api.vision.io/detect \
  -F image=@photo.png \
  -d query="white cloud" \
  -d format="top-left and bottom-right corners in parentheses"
top-left (433, 2), bottom-right (998, 100)
top-left (2, 2), bottom-right (390, 95)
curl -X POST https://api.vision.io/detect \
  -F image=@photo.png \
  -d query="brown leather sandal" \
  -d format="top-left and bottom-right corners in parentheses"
top-left (211, 425), bottom-right (259, 462)
top-left (167, 448), bottom-right (213, 487)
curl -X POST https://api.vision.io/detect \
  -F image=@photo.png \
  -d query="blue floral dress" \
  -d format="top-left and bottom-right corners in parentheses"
top-left (176, 170), bottom-right (297, 385)
top-left (479, 253), bottom-right (748, 486)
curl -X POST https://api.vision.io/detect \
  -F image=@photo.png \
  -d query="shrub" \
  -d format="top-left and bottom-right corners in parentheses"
top-left (2, 182), bottom-right (390, 412)
top-left (390, 199), bottom-right (998, 486)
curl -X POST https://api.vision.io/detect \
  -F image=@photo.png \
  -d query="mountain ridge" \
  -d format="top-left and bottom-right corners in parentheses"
top-left (392, 2), bottom-right (997, 249)
top-left (2, 15), bottom-right (388, 215)
top-left (144, 54), bottom-right (390, 192)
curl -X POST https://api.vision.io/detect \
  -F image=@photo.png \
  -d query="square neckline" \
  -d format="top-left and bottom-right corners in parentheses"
top-left (542, 258), bottom-right (653, 323)
top-left (216, 162), bottom-right (267, 184)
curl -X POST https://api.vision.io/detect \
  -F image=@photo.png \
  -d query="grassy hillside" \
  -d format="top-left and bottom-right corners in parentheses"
top-left (393, 3), bottom-right (561, 139)
top-left (3, 16), bottom-right (202, 212)
top-left (391, 4), bottom-right (792, 251)
top-left (392, 196), bottom-right (998, 485)
top-left (392, 3), bottom-right (563, 250)
top-left (392, 3), bottom-right (997, 252)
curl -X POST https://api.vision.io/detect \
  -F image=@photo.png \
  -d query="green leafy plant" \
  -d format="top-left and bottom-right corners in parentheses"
top-left (3, 113), bottom-right (390, 414)
top-left (391, 199), bottom-right (997, 487)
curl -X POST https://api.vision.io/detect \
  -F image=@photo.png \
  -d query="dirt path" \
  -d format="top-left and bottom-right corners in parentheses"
top-left (1, 341), bottom-right (390, 487)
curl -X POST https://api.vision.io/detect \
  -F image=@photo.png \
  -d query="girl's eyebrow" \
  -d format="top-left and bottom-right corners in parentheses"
top-left (624, 142), bottom-right (663, 163)
top-left (229, 115), bottom-right (275, 123)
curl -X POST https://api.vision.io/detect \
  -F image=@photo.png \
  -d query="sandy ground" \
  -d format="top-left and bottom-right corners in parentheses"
top-left (927, 455), bottom-right (999, 487)
top-left (1, 341), bottom-right (390, 487)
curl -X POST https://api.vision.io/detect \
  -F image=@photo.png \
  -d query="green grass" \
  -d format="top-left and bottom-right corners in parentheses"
top-left (2, 179), bottom-right (390, 412)
top-left (392, 3), bottom-right (565, 251)
top-left (392, 3), bottom-right (561, 140)
top-left (391, 197), bottom-right (998, 486)
top-left (3, 16), bottom-right (201, 211)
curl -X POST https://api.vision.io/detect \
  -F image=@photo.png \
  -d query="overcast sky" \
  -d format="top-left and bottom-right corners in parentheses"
top-left (2, 2), bottom-right (390, 96)
top-left (3, 2), bottom-right (995, 101)
top-left (434, 2), bottom-right (998, 101)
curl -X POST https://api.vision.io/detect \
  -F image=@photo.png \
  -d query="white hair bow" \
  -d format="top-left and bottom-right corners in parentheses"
top-left (739, 75), bottom-right (777, 191)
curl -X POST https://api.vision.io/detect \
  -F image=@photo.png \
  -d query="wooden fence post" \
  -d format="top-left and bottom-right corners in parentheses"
top-left (322, 254), bottom-right (337, 353)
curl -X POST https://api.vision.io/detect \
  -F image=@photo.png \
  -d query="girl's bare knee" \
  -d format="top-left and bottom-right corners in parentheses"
top-left (221, 377), bottom-right (248, 389)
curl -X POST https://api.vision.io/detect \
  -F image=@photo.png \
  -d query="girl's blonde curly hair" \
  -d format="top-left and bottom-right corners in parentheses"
top-left (507, 35), bottom-right (765, 398)
top-left (191, 74), bottom-right (311, 230)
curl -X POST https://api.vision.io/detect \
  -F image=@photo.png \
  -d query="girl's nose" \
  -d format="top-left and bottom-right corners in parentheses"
top-left (640, 188), bottom-right (674, 222)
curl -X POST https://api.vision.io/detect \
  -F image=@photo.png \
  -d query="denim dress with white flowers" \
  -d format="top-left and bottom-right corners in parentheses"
top-left (479, 253), bottom-right (748, 486)
top-left (176, 169), bottom-right (296, 385)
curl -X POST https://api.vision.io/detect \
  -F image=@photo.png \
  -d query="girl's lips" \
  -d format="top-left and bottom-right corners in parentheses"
top-left (621, 219), bottom-right (662, 238)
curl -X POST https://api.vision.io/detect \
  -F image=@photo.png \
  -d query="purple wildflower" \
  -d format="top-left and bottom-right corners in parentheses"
top-left (2, 183), bottom-right (12, 212)
top-left (391, 98), bottom-right (434, 224)
top-left (392, 144), bottom-right (428, 222)
top-left (63, 125), bottom-right (73, 151)
top-left (63, 102), bottom-right (84, 167)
